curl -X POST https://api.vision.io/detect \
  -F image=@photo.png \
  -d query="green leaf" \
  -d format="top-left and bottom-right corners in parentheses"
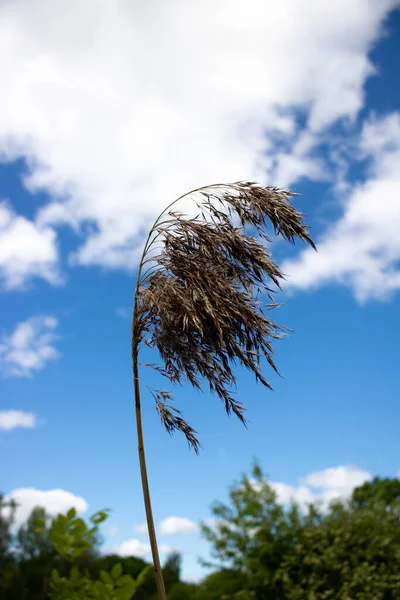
top-left (67, 507), bottom-right (77, 520)
top-left (100, 570), bottom-right (113, 585)
top-left (115, 582), bottom-right (136, 600)
top-left (111, 563), bottom-right (123, 580)
top-left (116, 574), bottom-right (134, 587)
top-left (35, 518), bottom-right (46, 529)
top-left (50, 519), bottom-right (64, 534)
top-left (72, 518), bottom-right (87, 534)
top-left (57, 514), bottom-right (68, 526)
top-left (51, 569), bottom-right (61, 583)
top-left (90, 510), bottom-right (109, 525)
top-left (70, 546), bottom-right (88, 559)
top-left (70, 566), bottom-right (80, 582)
top-left (136, 564), bottom-right (153, 587)
top-left (93, 580), bottom-right (106, 594)
top-left (49, 531), bottom-right (65, 543)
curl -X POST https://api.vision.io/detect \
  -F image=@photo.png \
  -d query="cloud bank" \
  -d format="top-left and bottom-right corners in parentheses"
top-left (4, 487), bottom-right (88, 527)
top-left (282, 112), bottom-right (400, 301)
top-left (0, 0), bottom-right (398, 300)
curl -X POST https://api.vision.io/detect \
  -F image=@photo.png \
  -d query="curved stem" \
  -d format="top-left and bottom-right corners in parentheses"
top-left (135, 182), bottom-right (231, 290)
top-left (130, 182), bottom-right (231, 599)
top-left (132, 339), bottom-right (167, 599)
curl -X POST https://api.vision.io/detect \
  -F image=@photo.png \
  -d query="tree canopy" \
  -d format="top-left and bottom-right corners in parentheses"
top-left (1, 464), bottom-right (400, 599)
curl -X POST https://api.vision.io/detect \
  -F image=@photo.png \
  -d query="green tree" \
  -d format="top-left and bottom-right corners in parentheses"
top-left (201, 461), bottom-right (400, 600)
top-left (279, 497), bottom-right (400, 599)
top-left (351, 476), bottom-right (400, 510)
top-left (131, 182), bottom-right (315, 599)
top-left (17, 507), bottom-right (53, 560)
top-left (162, 552), bottom-right (181, 592)
top-left (200, 460), bottom-right (302, 599)
top-left (0, 495), bottom-right (18, 598)
top-left (197, 569), bottom-right (250, 600)
top-left (167, 581), bottom-right (204, 600)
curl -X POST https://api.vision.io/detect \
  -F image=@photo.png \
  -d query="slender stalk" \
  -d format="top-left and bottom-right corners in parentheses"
top-left (132, 339), bottom-right (167, 599)
top-left (130, 182), bottom-right (275, 599)
top-left (130, 184), bottom-right (226, 599)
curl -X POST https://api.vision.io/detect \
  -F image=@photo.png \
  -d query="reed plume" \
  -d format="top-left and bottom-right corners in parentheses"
top-left (131, 182), bottom-right (316, 599)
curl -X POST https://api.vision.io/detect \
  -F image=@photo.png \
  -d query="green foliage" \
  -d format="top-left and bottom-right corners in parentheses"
top-left (200, 461), bottom-right (400, 600)
top-left (198, 569), bottom-right (249, 600)
top-left (37, 507), bottom-right (109, 562)
top-left (351, 476), bottom-right (400, 509)
top-left (0, 495), bottom-right (18, 597)
top-left (277, 497), bottom-right (400, 599)
top-left (48, 562), bottom-right (137, 600)
top-left (35, 507), bottom-right (147, 600)
top-left (162, 551), bottom-right (181, 590)
top-left (167, 581), bottom-right (204, 600)
top-left (2, 468), bottom-right (400, 600)
top-left (95, 555), bottom-right (149, 582)
top-left (18, 507), bottom-right (53, 559)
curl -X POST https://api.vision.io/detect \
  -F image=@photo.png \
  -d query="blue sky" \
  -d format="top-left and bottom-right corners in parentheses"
top-left (1, 0), bottom-right (400, 582)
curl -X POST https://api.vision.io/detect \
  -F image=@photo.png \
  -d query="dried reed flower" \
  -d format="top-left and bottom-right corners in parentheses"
top-left (134, 182), bottom-right (316, 452)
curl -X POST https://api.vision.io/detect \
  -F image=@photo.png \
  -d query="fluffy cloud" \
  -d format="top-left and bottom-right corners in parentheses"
top-left (282, 112), bottom-right (400, 301)
top-left (4, 488), bottom-right (87, 527)
top-left (0, 410), bottom-right (36, 431)
top-left (303, 464), bottom-right (371, 492)
top-left (270, 464), bottom-right (371, 511)
top-left (113, 539), bottom-right (151, 558)
top-left (269, 482), bottom-right (316, 510)
top-left (0, 201), bottom-right (60, 290)
top-left (113, 538), bottom-right (182, 558)
top-left (134, 516), bottom-right (198, 536)
top-left (0, 0), bottom-right (397, 283)
top-left (159, 516), bottom-right (198, 536)
top-left (0, 315), bottom-right (59, 377)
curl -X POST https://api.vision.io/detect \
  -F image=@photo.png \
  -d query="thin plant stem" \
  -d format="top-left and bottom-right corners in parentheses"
top-left (130, 183), bottom-right (228, 599)
top-left (131, 340), bottom-right (167, 599)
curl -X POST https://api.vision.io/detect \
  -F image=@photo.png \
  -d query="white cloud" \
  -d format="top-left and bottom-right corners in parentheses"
top-left (282, 111), bottom-right (400, 302)
top-left (270, 482), bottom-right (316, 510)
top-left (270, 465), bottom-right (371, 511)
top-left (160, 516), bottom-right (198, 536)
top-left (0, 0), bottom-right (397, 280)
top-left (113, 538), bottom-right (182, 558)
top-left (0, 410), bottom-right (36, 431)
top-left (0, 201), bottom-right (60, 290)
top-left (113, 538), bottom-right (151, 558)
top-left (116, 307), bottom-right (130, 319)
top-left (0, 315), bottom-right (59, 377)
top-left (4, 488), bottom-right (88, 527)
top-left (303, 464), bottom-right (371, 492)
top-left (133, 522), bottom-right (148, 535)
